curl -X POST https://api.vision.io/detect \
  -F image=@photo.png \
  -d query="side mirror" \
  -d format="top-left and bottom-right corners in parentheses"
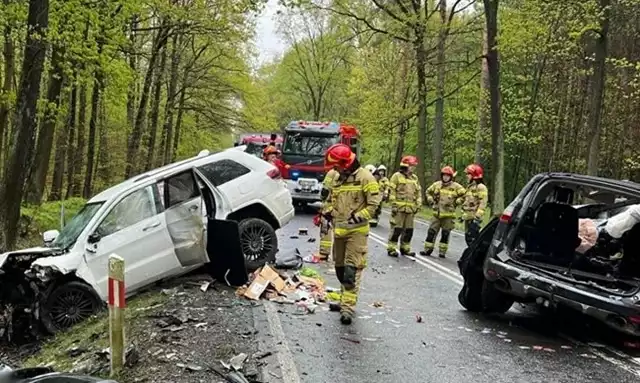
top-left (43, 230), bottom-right (59, 246)
top-left (88, 233), bottom-right (101, 244)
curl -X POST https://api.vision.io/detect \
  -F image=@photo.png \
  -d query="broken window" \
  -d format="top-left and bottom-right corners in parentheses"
top-left (165, 171), bottom-right (199, 208)
top-left (96, 186), bottom-right (157, 237)
top-left (197, 159), bottom-right (250, 187)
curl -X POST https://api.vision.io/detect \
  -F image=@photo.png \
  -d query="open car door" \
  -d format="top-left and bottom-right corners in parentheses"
top-left (192, 167), bottom-right (248, 286)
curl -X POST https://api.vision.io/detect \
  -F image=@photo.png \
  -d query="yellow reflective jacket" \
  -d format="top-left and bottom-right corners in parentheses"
top-left (325, 167), bottom-right (381, 237)
top-left (321, 169), bottom-right (340, 214)
top-left (425, 181), bottom-right (465, 218)
top-left (388, 171), bottom-right (421, 213)
top-left (462, 182), bottom-right (488, 220)
top-left (378, 177), bottom-right (390, 199)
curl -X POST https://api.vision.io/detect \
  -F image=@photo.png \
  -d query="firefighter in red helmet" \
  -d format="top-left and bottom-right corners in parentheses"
top-left (387, 155), bottom-right (421, 257)
top-left (322, 143), bottom-right (380, 325)
top-left (420, 166), bottom-right (465, 258)
top-left (461, 164), bottom-right (488, 245)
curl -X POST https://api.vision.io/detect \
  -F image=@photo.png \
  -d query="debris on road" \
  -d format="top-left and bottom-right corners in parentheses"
top-left (307, 238), bottom-right (316, 243)
top-left (580, 353), bottom-right (598, 359)
top-left (229, 353), bottom-right (248, 371)
top-left (253, 350), bottom-right (272, 360)
top-left (341, 336), bottom-right (361, 344)
top-left (177, 363), bottom-right (203, 372)
top-left (372, 301), bottom-right (384, 308)
top-left (298, 228), bottom-right (309, 235)
top-left (561, 345), bottom-right (573, 350)
top-left (275, 248), bottom-right (304, 269)
top-left (416, 314), bottom-right (423, 323)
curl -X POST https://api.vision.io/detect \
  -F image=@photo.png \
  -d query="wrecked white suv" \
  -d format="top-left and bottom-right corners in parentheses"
top-left (0, 147), bottom-right (294, 338)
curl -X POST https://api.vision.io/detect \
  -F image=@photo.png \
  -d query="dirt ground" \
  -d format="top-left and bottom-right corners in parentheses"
top-left (0, 273), bottom-right (266, 383)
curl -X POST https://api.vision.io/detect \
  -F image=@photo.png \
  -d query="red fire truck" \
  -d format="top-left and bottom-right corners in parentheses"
top-left (234, 133), bottom-right (283, 158)
top-left (279, 121), bottom-right (361, 206)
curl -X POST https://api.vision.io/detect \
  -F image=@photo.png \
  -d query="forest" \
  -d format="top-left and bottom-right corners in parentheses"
top-left (0, 0), bottom-right (639, 250)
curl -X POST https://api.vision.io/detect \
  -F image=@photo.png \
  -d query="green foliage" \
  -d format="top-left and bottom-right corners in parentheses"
top-left (18, 198), bottom-right (87, 248)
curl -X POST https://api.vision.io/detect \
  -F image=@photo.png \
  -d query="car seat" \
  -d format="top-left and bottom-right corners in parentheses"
top-left (619, 223), bottom-right (640, 279)
top-left (528, 202), bottom-right (580, 263)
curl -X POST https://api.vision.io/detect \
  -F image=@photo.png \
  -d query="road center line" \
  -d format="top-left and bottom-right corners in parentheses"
top-left (264, 301), bottom-right (302, 383)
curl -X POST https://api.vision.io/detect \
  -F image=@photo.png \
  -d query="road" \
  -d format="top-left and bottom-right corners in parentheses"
top-left (252, 208), bottom-right (640, 383)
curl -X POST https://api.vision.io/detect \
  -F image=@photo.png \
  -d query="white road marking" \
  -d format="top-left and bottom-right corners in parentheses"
top-left (369, 229), bottom-right (640, 378)
top-left (264, 301), bottom-right (302, 383)
top-left (379, 208), bottom-right (464, 237)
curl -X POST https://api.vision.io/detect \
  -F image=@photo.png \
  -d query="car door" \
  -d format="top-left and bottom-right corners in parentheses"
top-left (85, 184), bottom-right (180, 298)
top-left (162, 170), bottom-right (209, 267)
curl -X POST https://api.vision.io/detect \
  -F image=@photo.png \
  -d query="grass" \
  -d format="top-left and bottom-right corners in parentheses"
top-left (16, 198), bottom-right (87, 249)
top-left (23, 290), bottom-right (168, 374)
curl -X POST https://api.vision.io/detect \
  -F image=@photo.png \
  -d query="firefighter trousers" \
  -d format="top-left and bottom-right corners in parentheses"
top-left (424, 216), bottom-right (455, 256)
top-left (319, 227), bottom-right (333, 259)
top-left (387, 211), bottom-right (415, 254)
top-left (333, 233), bottom-right (367, 319)
top-left (464, 219), bottom-right (481, 246)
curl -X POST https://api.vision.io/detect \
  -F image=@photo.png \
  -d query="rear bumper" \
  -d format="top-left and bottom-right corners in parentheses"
top-left (485, 257), bottom-right (640, 336)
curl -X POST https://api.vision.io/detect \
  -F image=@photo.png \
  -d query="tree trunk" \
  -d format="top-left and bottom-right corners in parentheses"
top-left (26, 46), bottom-right (65, 204)
top-left (125, 25), bottom-right (169, 178)
top-left (585, 0), bottom-right (610, 176)
top-left (126, 15), bottom-right (138, 129)
top-left (484, 0), bottom-right (504, 215)
top-left (432, 0), bottom-right (447, 178)
top-left (414, 27), bottom-right (429, 193)
top-left (68, 83), bottom-right (87, 197)
top-left (0, 0), bottom-right (15, 174)
top-left (145, 45), bottom-right (167, 171)
top-left (51, 83), bottom-right (76, 200)
top-left (172, 76), bottom-right (187, 163)
top-left (160, 33), bottom-right (180, 167)
top-left (0, 0), bottom-right (49, 250)
top-left (96, 94), bottom-right (110, 185)
top-left (475, 28), bottom-right (490, 164)
top-left (83, 41), bottom-right (105, 199)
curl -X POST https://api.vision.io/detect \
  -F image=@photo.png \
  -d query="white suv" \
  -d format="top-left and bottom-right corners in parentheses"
top-left (0, 147), bottom-right (293, 335)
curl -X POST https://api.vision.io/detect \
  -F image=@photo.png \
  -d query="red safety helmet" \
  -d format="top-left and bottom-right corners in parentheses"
top-left (441, 166), bottom-right (456, 176)
top-left (400, 155), bottom-right (418, 167)
top-left (465, 164), bottom-right (484, 180)
top-left (325, 143), bottom-right (356, 171)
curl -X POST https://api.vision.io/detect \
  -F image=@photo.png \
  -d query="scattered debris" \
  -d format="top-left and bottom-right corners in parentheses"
top-left (373, 301), bottom-right (384, 308)
top-left (481, 328), bottom-right (491, 334)
top-left (519, 346), bottom-right (531, 350)
top-left (415, 314), bottom-right (423, 323)
top-left (503, 339), bottom-right (512, 343)
top-left (561, 345), bottom-right (573, 350)
top-left (177, 363), bottom-right (203, 372)
top-left (464, 328), bottom-right (473, 332)
top-left (533, 346), bottom-right (544, 351)
top-left (200, 281), bottom-right (211, 292)
top-left (66, 346), bottom-right (88, 358)
top-left (289, 235), bottom-right (299, 239)
top-left (588, 342), bottom-right (606, 348)
top-left (269, 371), bottom-right (282, 379)
top-left (543, 348), bottom-right (556, 353)
top-left (307, 238), bottom-right (316, 243)
top-left (298, 228), bottom-right (308, 235)
top-left (341, 336), bottom-right (361, 344)
top-left (275, 248), bottom-right (304, 269)
top-left (253, 351), bottom-right (272, 360)
top-left (580, 353), bottom-right (598, 359)
top-left (363, 338), bottom-right (378, 342)
top-left (230, 353), bottom-right (247, 371)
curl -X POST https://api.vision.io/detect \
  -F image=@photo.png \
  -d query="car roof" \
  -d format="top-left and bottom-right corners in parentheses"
top-left (89, 148), bottom-right (263, 203)
top-left (537, 173), bottom-right (640, 193)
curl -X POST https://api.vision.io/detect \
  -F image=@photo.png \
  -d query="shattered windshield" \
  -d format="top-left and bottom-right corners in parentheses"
top-left (52, 202), bottom-right (104, 249)
top-left (283, 134), bottom-right (339, 156)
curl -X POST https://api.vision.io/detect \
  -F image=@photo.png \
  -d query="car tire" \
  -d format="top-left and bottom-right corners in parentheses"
top-left (239, 218), bottom-right (277, 271)
top-left (458, 274), bottom-right (483, 312)
top-left (40, 281), bottom-right (103, 334)
top-left (481, 279), bottom-right (514, 314)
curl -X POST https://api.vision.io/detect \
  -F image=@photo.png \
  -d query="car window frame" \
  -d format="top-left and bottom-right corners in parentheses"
top-left (196, 159), bottom-right (251, 187)
top-left (163, 170), bottom-right (201, 209)
top-left (93, 184), bottom-right (161, 239)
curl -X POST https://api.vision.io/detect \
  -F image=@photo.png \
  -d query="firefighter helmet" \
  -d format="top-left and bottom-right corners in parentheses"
top-left (441, 166), bottom-right (456, 176)
top-left (465, 164), bottom-right (484, 180)
top-left (377, 164), bottom-right (387, 172)
top-left (263, 145), bottom-right (279, 156)
top-left (400, 156), bottom-right (418, 167)
top-left (365, 164), bottom-right (376, 173)
top-left (325, 143), bottom-right (356, 171)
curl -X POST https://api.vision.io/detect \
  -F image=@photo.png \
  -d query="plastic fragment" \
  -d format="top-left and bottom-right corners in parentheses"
top-left (503, 339), bottom-right (512, 343)
top-left (580, 353), bottom-right (598, 359)
top-left (533, 346), bottom-right (544, 351)
top-left (519, 346), bottom-right (531, 350)
top-left (341, 336), bottom-right (360, 344)
top-left (481, 328), bottom-right (491, 334)
top-left (561, 345), bottom-right (572, 350)
top-left (543, 348), bottom-right (556, 353)
top-left (416, 314), bottom-right (423, 323)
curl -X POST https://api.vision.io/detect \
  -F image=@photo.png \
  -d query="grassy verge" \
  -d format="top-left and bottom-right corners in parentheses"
top-left (17, 198), bottom-right (86, 249)
top-left (23, 290), bottom-right (168, 377)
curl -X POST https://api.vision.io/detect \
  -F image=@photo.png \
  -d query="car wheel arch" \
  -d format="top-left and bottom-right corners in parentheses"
top-left (227, 202), bottom-right (280, 230)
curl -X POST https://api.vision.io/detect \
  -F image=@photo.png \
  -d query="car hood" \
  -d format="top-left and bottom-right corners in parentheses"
top-left (0, 247), bottom-right (62, 268)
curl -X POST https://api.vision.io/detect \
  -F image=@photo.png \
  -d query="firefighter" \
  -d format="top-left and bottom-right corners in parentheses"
top-left (420, 166), bottom-right (465, 258)
top-left (365, 164), bottom-right (377, 174)
top-left (263, 145), bottom-right (278, 163)
top-left (461, 164), bottom-right (488, 246)
top-left (368, 165), bottom-right (384, 227)
top-left (322, 143), bottom-right (380, 325)
top-left (315, 166), bottom-right (340, 260)
top-left (377, 165), bottom-right (390, 200)
top-left (387, 156), bottom-right (421, 257)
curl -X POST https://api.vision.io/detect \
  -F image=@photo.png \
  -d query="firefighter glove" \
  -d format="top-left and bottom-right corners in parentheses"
top-left (348, 212), bottom-right (366, 225)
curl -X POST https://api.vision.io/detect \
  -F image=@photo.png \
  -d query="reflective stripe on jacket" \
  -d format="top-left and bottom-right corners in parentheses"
top-left (425, 181), bottom-right (465, 218)
top-left (389, 171), bottom-right (421, 213)
top-left (327, 168), bottom-right (381, 237)
top-left (462, 182), bottom-right (488, 220)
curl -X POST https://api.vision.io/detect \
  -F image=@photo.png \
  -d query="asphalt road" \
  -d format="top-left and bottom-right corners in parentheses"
top-left (253, 208), bottom-right (640, 383)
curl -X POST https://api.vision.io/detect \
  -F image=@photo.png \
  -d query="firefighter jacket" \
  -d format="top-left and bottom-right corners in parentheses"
top-left (325, 167), bottom-right (381, 237)
top-left (461, 182), bottom-right (488, 220)
top-left (378, 177), bottom-right (390, 200)
top-left (321, 169), bottom-right (340, 214)
top-left (388, 171), bottom-right (421, 213)
top-left (425, 181), bottom-right (465, 218)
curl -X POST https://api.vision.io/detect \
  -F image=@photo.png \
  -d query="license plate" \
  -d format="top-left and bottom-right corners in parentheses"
top-left (299, 179), bottom-right (316, 188)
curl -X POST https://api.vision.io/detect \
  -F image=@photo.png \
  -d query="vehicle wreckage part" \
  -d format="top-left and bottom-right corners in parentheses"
top-left (40, 281), bottom-right (102, 334)
top-left (239, 218), bottom-right (277, 271)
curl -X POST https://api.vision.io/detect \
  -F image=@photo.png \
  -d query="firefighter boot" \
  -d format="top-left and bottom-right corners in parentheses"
top-left (387, 227), bottom-right (403, 257)
top-left (420, 227), bottom-right (438, 256)
top-left (400, 228), bottom-right (415, 257)
top-left (438, 229), bottom-right (451, 258)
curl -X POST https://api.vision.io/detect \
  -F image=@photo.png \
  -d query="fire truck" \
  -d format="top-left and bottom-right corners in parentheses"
top-left (234, 133), bottom-right (283, 158)
top-left (280, 120), bottom-right (361, 205)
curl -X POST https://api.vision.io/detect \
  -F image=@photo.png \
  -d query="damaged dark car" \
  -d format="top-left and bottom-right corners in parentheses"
top-left (458, 173), bottom-right (640, 336)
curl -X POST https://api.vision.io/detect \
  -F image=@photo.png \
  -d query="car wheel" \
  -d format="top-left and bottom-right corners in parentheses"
top-left (458, 275), bottom-right (483, 312)
top-left (41, 281), bottom-right (102, 334)
top-left (481, 279), bottom-right (514, 314)
top-left (239, 218), bottom-right (277, 271)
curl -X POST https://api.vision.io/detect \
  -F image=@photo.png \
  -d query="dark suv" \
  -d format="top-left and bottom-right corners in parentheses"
top-left (457, 173), bottom-right (640, 336)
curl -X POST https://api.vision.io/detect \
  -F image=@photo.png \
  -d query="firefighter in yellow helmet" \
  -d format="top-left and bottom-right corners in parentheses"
top-left (315, 166), bottom-right (340, 260)
top-left (461, 164), bottom-right (488, 245)
top-left (420, 166), bottom-right (465, 258)
top-left (387, 156), bottom-right (421, 257)
top-left (323, 143), bottom-right (380, 325)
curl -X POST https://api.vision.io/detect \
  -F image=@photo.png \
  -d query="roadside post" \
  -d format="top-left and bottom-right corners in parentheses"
top-left (108, 254), bottom-right (126, 376)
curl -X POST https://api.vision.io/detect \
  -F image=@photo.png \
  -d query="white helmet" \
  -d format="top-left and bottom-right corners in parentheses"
top-left (377, 165), bottom-right (387, 172)
top-left (365, 164), bottom-right (376, 173)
